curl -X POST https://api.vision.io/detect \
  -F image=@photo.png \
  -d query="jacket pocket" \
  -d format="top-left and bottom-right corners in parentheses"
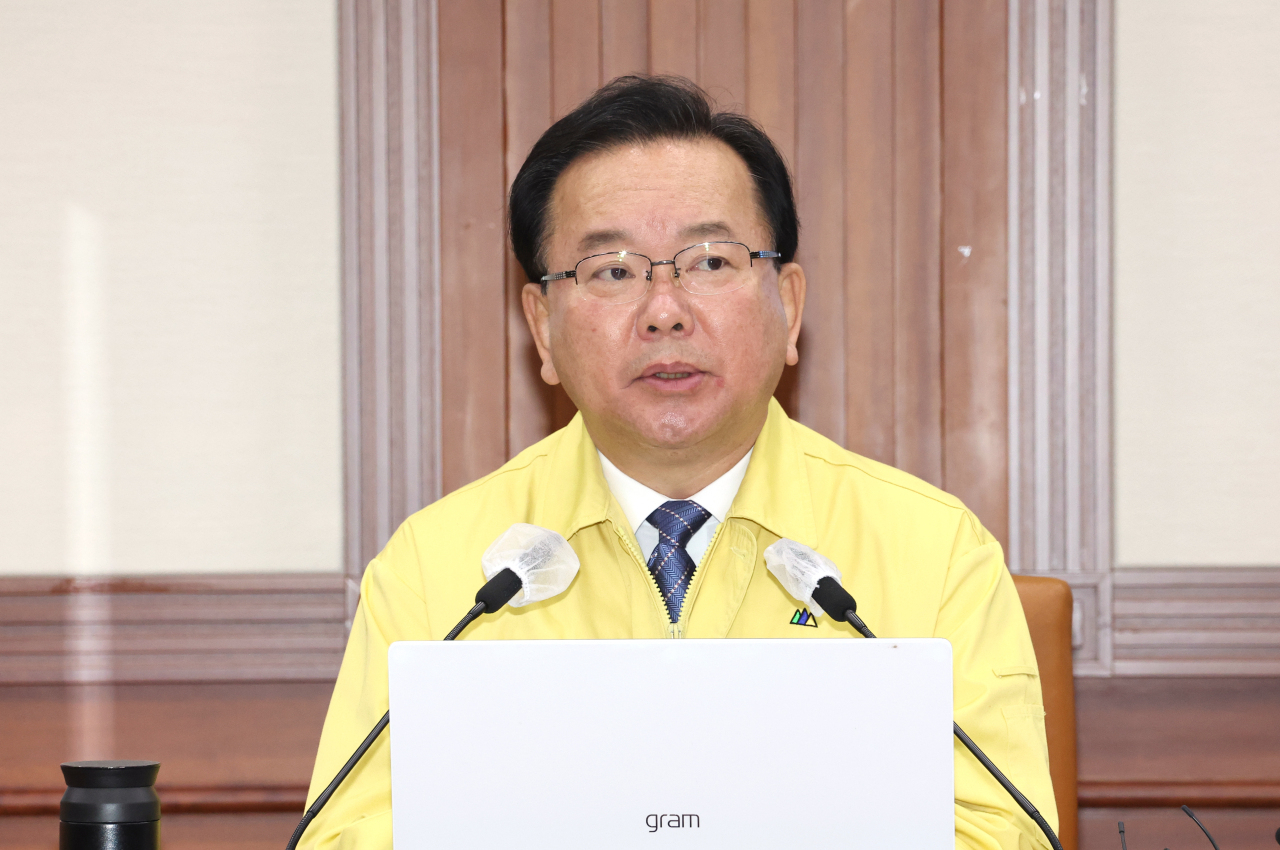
top-left (1001, 703), bottom-right (1051, 786)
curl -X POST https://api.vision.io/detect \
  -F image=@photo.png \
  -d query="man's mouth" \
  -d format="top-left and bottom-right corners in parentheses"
top-left (636, 362), bottom-right (707, 390)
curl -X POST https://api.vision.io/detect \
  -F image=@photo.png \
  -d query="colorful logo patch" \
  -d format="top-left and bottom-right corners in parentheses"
top-left (790, 608), bottom-right (819, 627)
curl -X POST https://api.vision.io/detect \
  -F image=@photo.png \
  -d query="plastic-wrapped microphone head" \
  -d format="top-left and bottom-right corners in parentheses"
top-left (763, 538), bottom-right (843, 617)
top-left (481, 523), bottom-right (580, 607)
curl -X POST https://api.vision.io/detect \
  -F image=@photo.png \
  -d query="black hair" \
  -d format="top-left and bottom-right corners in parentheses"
top-left (508, 75), bottom-right (798, 286)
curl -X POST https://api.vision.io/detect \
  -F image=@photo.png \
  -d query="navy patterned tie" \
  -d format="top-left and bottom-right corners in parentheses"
top-left (645, 500), bottom-right (711, 623)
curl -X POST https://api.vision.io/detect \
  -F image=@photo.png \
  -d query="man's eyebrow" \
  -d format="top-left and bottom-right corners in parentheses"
top-left (576, 221), bottom-right (735, 254)
top-left (680, 221), bottom-right (735, 241)
top-left (578, 229), bottom-right (630, 253)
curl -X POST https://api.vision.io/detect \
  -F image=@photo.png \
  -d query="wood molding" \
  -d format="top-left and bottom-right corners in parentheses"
top-left (340, 0), bottom-right (444, 611)
top-left (1111, 568), bottom-right (1280, 675)
top-left (1007, 0), bottom-right (1116, 676)
top-left (0, 575), bottom-right (345, 685)
top-left (8, 780), bottom-right (1278, 816)
top-left (1079, 781), bottom-right (1280, 809)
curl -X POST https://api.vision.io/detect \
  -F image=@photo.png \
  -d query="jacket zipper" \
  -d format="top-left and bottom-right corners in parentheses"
top-left (617, 520), bottom-right (724, 640)
top-left (668, 523), bottom-right (725, 640)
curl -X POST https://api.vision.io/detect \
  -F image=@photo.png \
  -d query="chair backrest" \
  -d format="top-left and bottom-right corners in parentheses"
top-left (1012, 574), bottom-right (1079, 850)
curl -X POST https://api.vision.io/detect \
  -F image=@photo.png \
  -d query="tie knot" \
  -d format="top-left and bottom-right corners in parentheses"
top-left (646, 500), bottom-right (711, 549)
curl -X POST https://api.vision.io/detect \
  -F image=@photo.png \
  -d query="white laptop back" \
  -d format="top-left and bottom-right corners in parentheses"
top-left (388, 638), bottom-right (953, 849)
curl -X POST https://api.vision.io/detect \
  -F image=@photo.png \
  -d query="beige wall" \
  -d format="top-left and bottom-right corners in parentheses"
top-left (0, 2), bottom-right (342, 574)
top-left (1115, 0), bottom-right (1280, 566)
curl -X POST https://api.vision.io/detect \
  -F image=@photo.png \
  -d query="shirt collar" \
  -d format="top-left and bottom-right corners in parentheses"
top-left (598, 448), bottom-right (753, 535)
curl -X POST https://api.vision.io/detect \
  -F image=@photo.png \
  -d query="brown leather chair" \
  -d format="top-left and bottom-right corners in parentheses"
top-left (1012, 574), bottom-right (1079, 850)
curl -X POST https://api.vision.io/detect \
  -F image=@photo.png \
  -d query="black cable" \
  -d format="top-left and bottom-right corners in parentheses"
top-left (444, 601), bottom-right (487, 641)
top-left (1118, 820), bottom-right (1127, 850)
top-left (953, 720), bottom-right (1064, 850)
top-left (844, 609), bottom-right (875, 639)
top-left (285, 710), bottom-right (389, 850)
top-left (285, 600), bottom-right (486, 850)
top-left (1181, 805), bottom-right (1221, 850)
top-left (840, 608), bottom-right (1065, 850)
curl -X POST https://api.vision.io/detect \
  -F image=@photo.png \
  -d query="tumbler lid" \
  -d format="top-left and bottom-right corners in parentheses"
top-left (60, 761), bottom-right (161, 824)
top-left (61, 761), bottom-right (160, 789)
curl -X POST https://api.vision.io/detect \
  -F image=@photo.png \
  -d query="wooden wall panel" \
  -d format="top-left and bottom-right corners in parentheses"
top-left (0, 682), bottom-right (327, 849)
top-left (792, 1), bottom-right (848, 446)
top-left (697, 0), bottom-right (747, 107)
top-left (1075, 682), bottom-right (1280, 846)
top-left (495, 1), bottom-right (997, 518)
top-left (551, 0), bottom-right (603, 111)
top-left (843, 0), bottom-right (896, 465)
top-left (648, 0), bottom-right (699, 80)
top-left (0, 683), bottom-right (327, 793)
top-left (743, 0), bottom-right (796, 171)
top-left (892, 1), bottom-right (944, 488)
top-left (601, 0), bottom-right (650, 79)
top-left (1077, 678), bottom-right (1280, 791)
top-left (438, 0), bottom-right (509, 494)
top-left (941, 0), bottom-right (1011, 545)
top-left (1075, 677), bottom-right (1280, 849)
top-left (505, 0), bottom-right (557, 456)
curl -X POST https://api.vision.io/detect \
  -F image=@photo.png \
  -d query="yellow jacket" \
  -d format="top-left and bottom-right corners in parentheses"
top-left (305, 399), bottom-right (1057, 849)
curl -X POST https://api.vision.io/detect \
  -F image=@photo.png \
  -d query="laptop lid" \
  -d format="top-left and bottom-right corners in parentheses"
top-left (389, 638), bottom-right (953, 848)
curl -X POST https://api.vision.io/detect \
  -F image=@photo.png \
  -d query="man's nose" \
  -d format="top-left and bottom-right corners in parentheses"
top-left (637, 263), bottom-right (694, 337)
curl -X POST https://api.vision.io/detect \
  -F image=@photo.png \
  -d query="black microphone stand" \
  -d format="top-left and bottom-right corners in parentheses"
top-left (284, 567), bottom-right (524, 850)
top-left (812, 577), bottom-right (1066, 850)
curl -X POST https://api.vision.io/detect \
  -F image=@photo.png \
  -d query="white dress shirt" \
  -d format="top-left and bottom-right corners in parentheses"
top-left (597, 449), bottom-right (753, 567)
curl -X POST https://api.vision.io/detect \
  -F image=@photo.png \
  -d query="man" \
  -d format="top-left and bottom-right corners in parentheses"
top-left (304, 76), bottom-right (1056, 849)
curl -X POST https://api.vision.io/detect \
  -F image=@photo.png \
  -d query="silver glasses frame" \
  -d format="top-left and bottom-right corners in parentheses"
top-left (539, 241), bottom-right (782, 299)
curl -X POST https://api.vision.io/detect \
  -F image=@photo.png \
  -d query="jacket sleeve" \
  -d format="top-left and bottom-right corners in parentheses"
top-left (300, 525), bottom-right (431, 850)
top-left (937, 512), bottom-right (1058, 850)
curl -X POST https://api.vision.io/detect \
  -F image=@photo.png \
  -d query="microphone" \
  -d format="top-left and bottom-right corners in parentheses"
top-left (1181, 805), bottom-right (1221, 850)
top-left (445, 523), bottom-right (582, 638)
top-left (285, 524), bottom-right (580, 850)
top-left (763, 539), bottom-right (1065, 850)
top-left (763, 539), bottom-right (874, 637)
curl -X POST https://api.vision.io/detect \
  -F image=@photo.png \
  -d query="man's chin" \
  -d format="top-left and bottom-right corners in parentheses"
top-left (627, 407), bottom-right (726, 451)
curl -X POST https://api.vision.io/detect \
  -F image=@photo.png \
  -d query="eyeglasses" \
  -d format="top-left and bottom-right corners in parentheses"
top-left (540, 241), bottom-right (782, 304)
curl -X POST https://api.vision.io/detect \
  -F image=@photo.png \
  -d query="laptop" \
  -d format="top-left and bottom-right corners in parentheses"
top-left (388, 638), bottom-right (954, 848)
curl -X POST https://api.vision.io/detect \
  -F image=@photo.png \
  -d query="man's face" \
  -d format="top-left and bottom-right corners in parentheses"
top-left (522, 138), bottom-right (805, 461)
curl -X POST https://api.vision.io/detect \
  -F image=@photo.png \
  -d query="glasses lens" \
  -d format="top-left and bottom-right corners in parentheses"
top-left (575, 251), bottom-right (651, 303)
top-left (675, 242), bottom-right (752, 294)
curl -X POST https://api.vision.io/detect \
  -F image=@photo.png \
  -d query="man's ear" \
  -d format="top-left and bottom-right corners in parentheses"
top-left (521, 282), bottom-right (561, 386)
top-left (776, 262), bottom-right (806, 366)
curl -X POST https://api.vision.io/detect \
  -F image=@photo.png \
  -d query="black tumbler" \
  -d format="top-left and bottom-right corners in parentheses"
top-left (60, 760), bottom-right (161, 850)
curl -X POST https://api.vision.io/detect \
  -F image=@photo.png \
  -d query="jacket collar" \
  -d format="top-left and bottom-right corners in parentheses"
top-left (726, 398), bottom-right (818, 547)
top-left (533, 397), bottom-right (817, 547)
top-left (532, 413), bottom-right (617, 541)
